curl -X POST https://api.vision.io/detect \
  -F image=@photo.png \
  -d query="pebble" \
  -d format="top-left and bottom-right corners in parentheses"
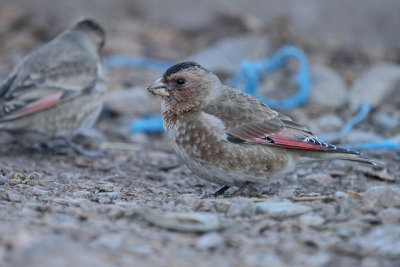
top-left (304, 173), bottom-right (335, 185)
top-left (354, 226), bottom-right (400, 258)
top-left (7, 192), bottom-right (22, 202)
top-left (0, 175), bottom-right (6, 185)
top-left (363, 186), bottom-right (400, 209)
top-left (378, 208), bottom-right (400, 225)
top-left (309, 64), bottom-right (348, 108)
top-left (226, 198), bottom-right (255, 218)
top-left (188, 34), bottom-right (270, 76)
top-left (298, 214), bottom-right (325, 226)
top-left (32, 187), bottom-right (48, 196)
top-left (344, 130), bottom-right (382, 144)
top-left (373, 111), bottom-right (400, 132)
top-left (255, 200), bottom-right (312, 218)
top-left (349, 62), bottom-right (400, 109)
top-left (312, 114), bottom-right (344, 132)
top-left (176, 193), bottom-right (199, 209)
top-left (196, 232), bottom-right (224, 250)
top-left (10, 237), bottom-right (110, 267)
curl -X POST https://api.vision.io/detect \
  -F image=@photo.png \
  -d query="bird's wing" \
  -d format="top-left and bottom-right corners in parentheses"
top-left (0, 56), bottom-right (100, 121)
top-left (204, 86), bottom-right (356, 154)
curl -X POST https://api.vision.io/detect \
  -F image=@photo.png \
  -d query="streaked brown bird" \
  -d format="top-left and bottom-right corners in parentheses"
top-left (147, 62), bottom-right (380, 196)
top-left (0, 18), bottom-right (106, 152)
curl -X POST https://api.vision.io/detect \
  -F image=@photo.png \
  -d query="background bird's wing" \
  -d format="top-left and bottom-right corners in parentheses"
top-left (204, 86), bottom-right (355, 154)
top-left (0, 55), bottom-right (100, 121)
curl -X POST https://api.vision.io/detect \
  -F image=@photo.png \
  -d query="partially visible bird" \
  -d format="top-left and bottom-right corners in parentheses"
top-left (147, 62), bottom-right (381, 196)
top-left (0, 18), bottom-right (106, 153)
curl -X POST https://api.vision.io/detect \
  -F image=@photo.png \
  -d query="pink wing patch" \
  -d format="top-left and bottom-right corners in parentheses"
top-left (19, 90), bottom-right (64, 116)
top-left (250, 134), bottom-right (325, 151)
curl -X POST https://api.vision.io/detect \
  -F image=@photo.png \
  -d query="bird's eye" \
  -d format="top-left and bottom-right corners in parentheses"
top-left (176, 78), bottom-right (186, 85)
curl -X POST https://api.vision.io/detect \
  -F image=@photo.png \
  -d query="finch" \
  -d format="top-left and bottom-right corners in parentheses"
top-left (147, 62), bottom-right (380, 195)
top-left (0, 18), bottom-right (106, 149)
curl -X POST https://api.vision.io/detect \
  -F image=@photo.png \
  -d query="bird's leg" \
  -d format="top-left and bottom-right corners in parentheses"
top-left (200, 186), bottom-right (230, 199)
top-left (42, 138), bottom-right (70, 155)
top-left (213, 186), bottom-right (230, 197)
top-left (67, 139), bottom-right (103, 157)
top-left (229, 182), bottom-right (252, 197)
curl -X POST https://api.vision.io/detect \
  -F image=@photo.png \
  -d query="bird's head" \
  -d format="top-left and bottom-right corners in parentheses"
top-left (147, 62), bottom-right (221, 114)
top-left (72, 18), bottom-right (106, 52)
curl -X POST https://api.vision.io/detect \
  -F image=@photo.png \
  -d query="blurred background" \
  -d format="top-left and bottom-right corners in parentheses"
top-left (0, 1), bottom-right (400, 266)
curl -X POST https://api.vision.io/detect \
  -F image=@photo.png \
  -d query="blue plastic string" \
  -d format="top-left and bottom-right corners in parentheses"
top-left (319, 102), bottom-right (371, 142)
top-left (229, 45), bottom-right (311, 109)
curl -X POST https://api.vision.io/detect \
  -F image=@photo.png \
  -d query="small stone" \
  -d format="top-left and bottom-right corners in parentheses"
top-left (378, 208), bottom-right (400, 225)
top-left (344, 130), bottom-right (382, 144)
top-left (354, 226), bottom-right (400, 258)
top-left (373, 111), bottom-right (400, 132)
top-left (313, 114), bottom-right (344, 132)
top-left (335, 191), bottom-right (348, 200)
top-left (309, 64), bottom-right (348, 108)
top-left (255, 200), bottom-right (312, 218)
top-left (304, 173), bottom-right (335, 185)
top-left (298, 214), bottom-right (325, 226)
top-left (188, 34), bottom-right (270, 76)
top-left (226, 198), bottom-right (255, 217)
top-left (195, 232), bottom-right (224, 250)
top-left (32, 187), bottom-right (47, 196)
top-left (176, 193), bottom-right (199, 209)
top-left (0, 175), bottom-right (6, 185)
top-left (350, 62), bottom-right (400, 109)
top-left (7, 192), bottom-right (22, 202)
top-left (363, 186), bottom-right (400, 209)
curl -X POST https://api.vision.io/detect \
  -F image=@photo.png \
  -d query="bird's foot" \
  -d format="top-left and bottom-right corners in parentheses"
top-left (200, 186), bottom-right (230, 199)
top-left (68, 141), bottom-right (103, 157)
top-left (229, 182), bottom-right (252, 197)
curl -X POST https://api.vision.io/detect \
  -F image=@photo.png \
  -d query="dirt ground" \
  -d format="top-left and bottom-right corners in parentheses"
top-left (0, 1), bottom-right (399, 267)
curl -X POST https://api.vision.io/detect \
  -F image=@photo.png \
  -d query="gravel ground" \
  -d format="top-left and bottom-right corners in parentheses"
top-left (0, 1), bottom-right (400, 266)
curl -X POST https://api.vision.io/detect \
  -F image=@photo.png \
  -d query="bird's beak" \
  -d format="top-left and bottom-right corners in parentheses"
top-left (147, 78), bottom-right (170, 97)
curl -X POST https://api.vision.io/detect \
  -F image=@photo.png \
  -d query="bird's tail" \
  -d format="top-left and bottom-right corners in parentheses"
top-left (298, 151), bottom-right (384, 168)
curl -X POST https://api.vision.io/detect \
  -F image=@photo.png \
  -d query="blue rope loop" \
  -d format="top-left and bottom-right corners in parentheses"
top-left (229, 45), bottom-right (311, 109)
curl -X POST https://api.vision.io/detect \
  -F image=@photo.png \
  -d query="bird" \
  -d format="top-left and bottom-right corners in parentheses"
top-left (147, 61), bottom-right (381, 196)
top-left (0, 18), bottom-right (107, 154)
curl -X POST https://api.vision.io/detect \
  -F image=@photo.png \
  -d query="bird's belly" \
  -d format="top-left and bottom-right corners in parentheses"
top-left (171, 136), bottom-right (296, 186)
top-left (0, 91), bottom-right (104, 142)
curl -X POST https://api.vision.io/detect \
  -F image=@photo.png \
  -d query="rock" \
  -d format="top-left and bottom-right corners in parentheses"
top-left (103, 87), bottom-right (161, 117)
top-left (188, 34), bottom-right (270, 76)
top-left (255, 200), bottom-right (312, 218)
top-left (363, 186), bottom-right (400, 209)
top-left (32, 187), bottom-right (48, 196)
top-left (354, 226), bottom-right (400, 258)
top-left (0, 175), bottom-right (6, 185)
top-left (226, 198), bottom-right (255, 217)
top-left (344, 130), bottom-right (382, 144)
top-left (176, 194), bottom-right (199, 209)
top-left (196, 232), bottom-right (224, 250)
top-left (6, 192), bottom-right (22, 202)
top-left (298, 214), bottom-right (325, 226)
top-left (304, 173), bottom-right (335, 185)
top-left (312, 114), bottom-right (344, 132)
top-left (309, 64), bottom-right (348, 108)
top-left (10, 237), bottom-right (112, 267)
top-left (378, 208), bottom-right (400, 225)
top-left (350, 62), bottom-right (400, 109)
top-left (373, 111), bottom-right (400, 132)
